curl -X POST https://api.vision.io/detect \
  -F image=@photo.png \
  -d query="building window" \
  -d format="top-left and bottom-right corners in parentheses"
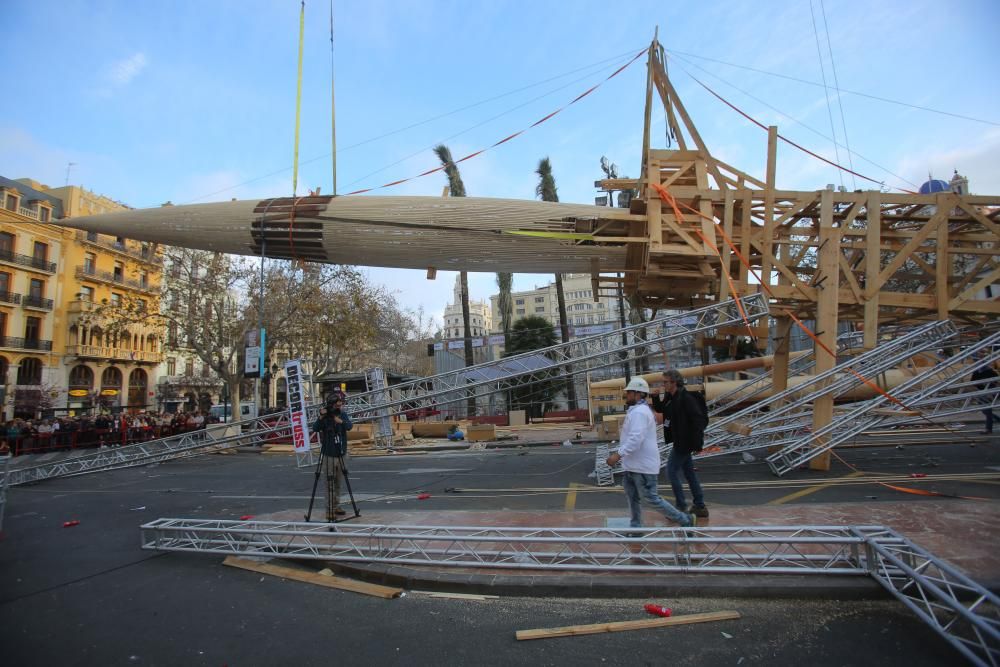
top-left (0, 272), bottom-right (9, 294)
top-left (5, 193), bottom-right (18, 212)
top-left (24, 316), bottom-right (41, 343)
top-left (114, 236), bottom-right (125, 249)
top-left (167, 357), bottom-right (176, 375)
top-left (113, 262), bottom-right (124, 282)
top-left (534, 296), bottom-right (544, 303)
top-left (86, 231), bottom-right (98, 242)
top-left (515, 299), bottom-right (524, 305)
top-left (167, 321), bottom-right (178, 346)
top-left (110, 293), bottom-right (121, 307)
top-left (39, 207), bottom-right (51, 223)
top-left (16, 357), bottom-right (42, 385)
top-left (516, 308), bottom-right (525, 315)
top-left (0, 232), bottom-right (14, 253)
top-left (140, 271), bottom-right (149, 288)
top-left (535, 307), bottom-right (544, 313)
top-left (84, 252), bottom-right (96, 273)
top-left (137, 299), bottom-right (147, 312)
top-left (29, 279), bottom-right (43, 299)
top-left (33, 242), bottom-right (47, 262)
top-left (185, 359), bottom-right (194, 376)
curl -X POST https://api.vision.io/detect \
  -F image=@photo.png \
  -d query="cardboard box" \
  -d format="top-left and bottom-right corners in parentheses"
top-left (412, 422), bottom-right (453, 438)
top-left (596, 415), bottom-right (624, 439)
top-left (466, 424), bottom-right (496, 442)
top-left (508, 410), bottom-right (527, 426)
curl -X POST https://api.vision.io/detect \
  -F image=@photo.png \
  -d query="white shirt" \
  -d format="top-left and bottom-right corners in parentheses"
top-left (617, 400), bottom-right (660, 475)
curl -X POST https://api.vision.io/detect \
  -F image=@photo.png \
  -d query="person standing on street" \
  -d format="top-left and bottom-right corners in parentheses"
top-left (312, 392), bottom-right (354, 519)
top-left (971, 359), bottom-right (999, 435)
top-left (606, 377), bottom-right (695, 532)
top-left (652, 369), bottom-right (710, 518)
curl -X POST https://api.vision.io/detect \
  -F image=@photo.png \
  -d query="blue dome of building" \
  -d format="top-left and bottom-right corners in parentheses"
top-left (919, 179), bottom-right (951, 194)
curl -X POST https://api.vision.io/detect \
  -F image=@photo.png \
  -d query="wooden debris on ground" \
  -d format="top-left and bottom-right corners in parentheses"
top-left (515, 610), bottom-right (741, 641)
top-left (223, 556), bottom-right (403, 599)
top-left (411, 590), bottom-right (499, 601)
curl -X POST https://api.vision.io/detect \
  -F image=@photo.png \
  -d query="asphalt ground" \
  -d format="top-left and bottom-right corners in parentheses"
top-left (1, 432), bottom-right (996, 665)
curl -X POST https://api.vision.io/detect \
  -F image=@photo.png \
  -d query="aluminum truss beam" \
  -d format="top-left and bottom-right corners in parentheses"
top-left (364, 367), bottom-right (394, 450)
top-left (139, 518), bottom-right (998, 665)
top-left (7, 296), bottom-right (766, 486)
top-left (766, 329), bottom-right (1000, 475)
top-left (593, 321), bottom-right (956, 484)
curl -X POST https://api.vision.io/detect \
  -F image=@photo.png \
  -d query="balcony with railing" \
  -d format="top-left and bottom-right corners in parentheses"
top-left (0, 336), bottom-right (53, 351)
top-left (0, 291), bottom-right (22, 305)
top-left (159, 374), bottom-right (223, 388)
top-left (75, 265), bottom-right (159, 294)
top-left (22, 295), bottom-right (54, 310)
top-left (76, 230), bottom-right (163, 265)
top-left (65, 344), bottom-right (163, 363)
top-left (0, 248), bottom-right (57, 273)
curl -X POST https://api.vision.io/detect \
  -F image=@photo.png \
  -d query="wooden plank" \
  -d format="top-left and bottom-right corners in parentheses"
top-left (412, 590), bottom-right (499, 601)
top-left (811, 188), bottom-right (839, 472)
top-left (223, 556), bottom-right (403, 599)
top-left (864, 191), bottom-right (881, 348)
top-left (515, 610), bottom-right (741, 641)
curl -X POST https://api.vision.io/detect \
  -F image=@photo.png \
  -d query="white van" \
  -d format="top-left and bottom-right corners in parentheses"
top-left (209, 402), bottom-right (258, 423)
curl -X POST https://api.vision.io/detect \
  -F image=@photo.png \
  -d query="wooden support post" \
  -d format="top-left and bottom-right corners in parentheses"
top-left (516, 610), bottom-right (742, 641)
top-left (936, 194), bottom-right (950, 321)
top-left (639, 37), bottom-right (655, 195)
top-left (863, 191), bottom-right (881, 349)
top-left (720, 188), bottom-right (735, 300)
top-left (811, 188), bottom-right (839, 472)
top-left (739, 189), bottom-right (752, 288)
top-left (761, 126), bottom-right (778, 296)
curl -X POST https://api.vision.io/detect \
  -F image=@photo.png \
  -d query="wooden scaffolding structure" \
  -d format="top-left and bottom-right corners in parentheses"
top-left (587, 38), bottom-right (999, 470)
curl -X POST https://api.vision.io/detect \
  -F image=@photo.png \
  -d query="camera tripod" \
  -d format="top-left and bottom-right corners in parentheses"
top-left (304, 435), bottom-right (360, 525)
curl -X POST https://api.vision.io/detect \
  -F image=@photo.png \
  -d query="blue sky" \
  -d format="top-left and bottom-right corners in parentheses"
top-left (3, 0), bottom-right (998, 332)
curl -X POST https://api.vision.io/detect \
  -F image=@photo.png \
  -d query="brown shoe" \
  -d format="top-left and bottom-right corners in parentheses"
top-left (334, 507), bottom-right (347, 516)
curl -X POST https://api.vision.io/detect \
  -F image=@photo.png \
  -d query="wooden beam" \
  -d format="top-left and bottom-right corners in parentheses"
top-left (515, 610), bottom-right (742, 641)
top-left (864, 192), bottom-right (881, 348)
top-left (222, 556), bottom-right (403, 599)
top-left (811, 188), bottom-right (838, 472)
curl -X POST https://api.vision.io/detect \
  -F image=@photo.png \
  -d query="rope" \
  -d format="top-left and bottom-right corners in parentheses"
top-left (343, 48), bottom-right (646, 196)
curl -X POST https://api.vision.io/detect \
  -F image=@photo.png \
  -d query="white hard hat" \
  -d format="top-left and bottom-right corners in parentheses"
top-left (625, 377), bottom-right (650, 394)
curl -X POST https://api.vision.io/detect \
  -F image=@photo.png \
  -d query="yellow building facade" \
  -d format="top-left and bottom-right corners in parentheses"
top-left (0, 177), bottom-right (163, 419)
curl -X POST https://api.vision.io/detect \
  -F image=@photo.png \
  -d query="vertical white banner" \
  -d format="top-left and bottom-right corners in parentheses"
top-left (284, 359), bottom-right (311, 454)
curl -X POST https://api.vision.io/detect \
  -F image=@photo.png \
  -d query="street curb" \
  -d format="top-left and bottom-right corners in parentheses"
top-left (325, 560), bottom-right (891, 600)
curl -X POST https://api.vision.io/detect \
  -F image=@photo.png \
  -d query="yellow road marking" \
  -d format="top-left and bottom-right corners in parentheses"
top-left (767, 471), bottom-right (866, 505)
top-left (564, 482), bottom-right (582, 511)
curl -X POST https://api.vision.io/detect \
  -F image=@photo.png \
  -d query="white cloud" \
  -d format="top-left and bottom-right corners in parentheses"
top-left (108, 52), bottom-right (148, 86)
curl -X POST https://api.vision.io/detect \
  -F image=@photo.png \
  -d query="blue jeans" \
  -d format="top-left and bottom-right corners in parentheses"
top-left (666, 449), bottom-right (705, 510)
top-left (622, 471), bottom-right (691, 527)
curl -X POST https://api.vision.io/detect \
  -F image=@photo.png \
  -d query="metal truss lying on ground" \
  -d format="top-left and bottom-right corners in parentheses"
top-left (766, 329), bottom-right (1000, 475)
top-left (5, 295), bottom-right (766, 486)
top-left (592, 321), bottom-right (957, 484)
top-left (140, 518), bottom-right (999, 666)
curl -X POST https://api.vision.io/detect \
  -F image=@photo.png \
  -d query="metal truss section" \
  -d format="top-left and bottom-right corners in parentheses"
top-left (766, 330), bottom-right (1000, 476)
top-left (140, 518), bottom-right (998, 664)
top-left (863, 527), bottom-right (1000, 667)
top-left (6, 417), bottom-right (295, 487)
top-left (141, 518), bottom-right (881, 574)
top-left (8, 296), bottom-right (765, 485)
top-left (340, 295), bottom-right (767, 418)
top-left (364, 367), bottom-right (394, 449)
top-left (593, 321), bottom-right (956, 485)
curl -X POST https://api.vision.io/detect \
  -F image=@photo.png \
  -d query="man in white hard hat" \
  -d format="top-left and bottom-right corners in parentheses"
top-left (606, 377), bottom-right (695, 532)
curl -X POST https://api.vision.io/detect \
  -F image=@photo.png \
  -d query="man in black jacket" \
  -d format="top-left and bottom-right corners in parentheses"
top-left (652, 369), bottom-right (709, 518)
top-left (312, 393), bottom-right (354, 519)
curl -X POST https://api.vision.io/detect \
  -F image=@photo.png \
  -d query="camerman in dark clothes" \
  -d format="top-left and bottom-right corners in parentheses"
top-left (651, 369), bottom-right (710, 518)
top-left (971, 359), bottom-right (999, 435)
top-left (312, 392), bottom-right (354, 520)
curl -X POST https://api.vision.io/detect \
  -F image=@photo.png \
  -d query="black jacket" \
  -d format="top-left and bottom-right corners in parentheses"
top-left (972, 365), bottom-right (998, 391)
top-left (652, 388), bottom-right (708, 454)
top-left (312, 409), bottom-right (353, 457)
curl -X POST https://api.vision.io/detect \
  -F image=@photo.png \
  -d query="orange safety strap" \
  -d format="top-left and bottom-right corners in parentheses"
top-left (651, 181), bottom-right (915, 411)
top-left (831, 451), bottom-right (988, 501)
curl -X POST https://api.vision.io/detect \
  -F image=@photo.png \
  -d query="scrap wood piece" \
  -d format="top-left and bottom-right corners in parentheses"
top-left (223, 556), bottom-right (402, 599)
top-left (515, 610), bottom-right (741, 641)
top-left (411, 590), bottom-right (499, 601)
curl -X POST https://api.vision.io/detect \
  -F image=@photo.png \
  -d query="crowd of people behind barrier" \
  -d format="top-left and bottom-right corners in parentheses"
top-left (0, 410), bottom-right (221, 456)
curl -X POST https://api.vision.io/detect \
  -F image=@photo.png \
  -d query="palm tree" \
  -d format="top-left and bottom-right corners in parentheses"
top-left (536, 157), bottom-right (577, 410)
top-left (434, 144), bottom-right (476, 418)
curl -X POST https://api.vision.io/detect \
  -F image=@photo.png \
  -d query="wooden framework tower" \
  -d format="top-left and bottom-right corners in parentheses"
top-left (591, 37), bottom-right (999, 470)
